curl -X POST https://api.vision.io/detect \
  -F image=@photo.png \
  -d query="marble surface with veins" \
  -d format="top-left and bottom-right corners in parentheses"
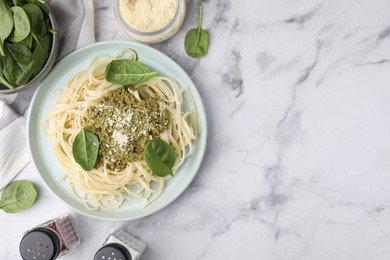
top-left (2, 0), bottom-right (390, 259)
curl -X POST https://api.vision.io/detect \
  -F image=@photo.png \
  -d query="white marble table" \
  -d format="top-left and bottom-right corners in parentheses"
top-left (2, 0), bottom-right (390, 259)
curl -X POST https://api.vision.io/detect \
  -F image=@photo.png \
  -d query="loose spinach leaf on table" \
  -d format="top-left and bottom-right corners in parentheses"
top-left (0, 0), bottom-right (14, 56)
top-left (144, 139), bottom-right (176, 177)
top-left (72, 128), bottom-right (100, 171)
top-left (105, 59), bottom-right (159, 85)
top-left (184, 4), bottom-right (209, 58)
top-left (0, 180), bottom-right (38, 213)
top-left (8, 6), bottom-right (31, 43)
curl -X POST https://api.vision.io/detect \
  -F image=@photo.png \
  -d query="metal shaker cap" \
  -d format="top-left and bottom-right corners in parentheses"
top-left (20, 227), bottom-right (61, 260)
top-left (94, 243), bottom-right (132, 260)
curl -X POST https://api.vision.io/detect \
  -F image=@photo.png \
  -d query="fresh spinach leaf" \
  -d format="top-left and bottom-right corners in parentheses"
top-left (105, 59), bottom-right (159, 85)
top-left (27, 0), bottom-right (49, 16)
top-left (0, 180), bottom-right (38, 213)
top-left (72, 128), bottom-right (100, 171)
top-left (31, 32), bottom-right (50, 76)
top-left (45, 17), bottom-right (56, 35)
top-left (0, 56), bottom-right (14, 89)
top-left (0, 0), bottom-right (14, 56)
top-left (27, 0), bottom-right (45, 5)
top-left (21, 33), bottom-right (32, 48)
top-left (39, 18), bottom-right (47, 36)
top-left (9, 6), bottom-right (31, 43)
top-left (3, 42), bottom-right (32, 85)
top-left (15, 59), bottom-right (34, 85)
top-left (144, 139), bottom-right (176, 177)
top-left (22, 3), bottom-right (43, 35)
top-left (184, 4), bottom-right (209, 58)
top-left (12, 0), bottom-right (27, 6)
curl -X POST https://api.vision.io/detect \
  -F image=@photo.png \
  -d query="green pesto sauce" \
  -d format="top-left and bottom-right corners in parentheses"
top-left (85, 88), bottom-right (169, 171)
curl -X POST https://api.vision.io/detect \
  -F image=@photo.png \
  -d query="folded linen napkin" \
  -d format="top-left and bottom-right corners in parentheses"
top-left (0, 0), bottom-right (96, 190)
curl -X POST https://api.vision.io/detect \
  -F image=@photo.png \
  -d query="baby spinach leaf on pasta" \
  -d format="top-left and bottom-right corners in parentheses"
top-left (0, 0), bottom-right (14, 56)
top-left (72, 128), bottom-right (100, 171)
top-left (8, 6), bottom-right (30, 43)
top-left (184, 4), bottom-right (209, 58)
top-left (105, 59), bottom-right (159, 85)
top-left (0, 180), bottom-right (38, 213)
top-left (144, 139), bottom-right (176, 177)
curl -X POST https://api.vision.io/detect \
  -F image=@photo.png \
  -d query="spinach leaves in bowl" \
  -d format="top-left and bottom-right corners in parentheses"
top-left (0, 0), bottom-right (57, 92)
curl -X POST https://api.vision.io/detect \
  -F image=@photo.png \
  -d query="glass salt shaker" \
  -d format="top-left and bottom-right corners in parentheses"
top-left (94, 229), bottom-right (146, 260)
top-left (19, 215), bottom-right (81, 260)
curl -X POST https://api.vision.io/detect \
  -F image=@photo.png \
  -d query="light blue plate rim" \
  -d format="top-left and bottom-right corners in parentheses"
top-left (27, 41), bottom-right (207, 221)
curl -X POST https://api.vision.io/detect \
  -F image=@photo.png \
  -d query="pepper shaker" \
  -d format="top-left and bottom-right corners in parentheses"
top-left (20, 215), bottom-right (81, 260)
top-left (94, 229), bottom-right (146, 260)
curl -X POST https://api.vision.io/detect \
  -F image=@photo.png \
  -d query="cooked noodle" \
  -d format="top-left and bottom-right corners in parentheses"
top-left (43, 49), bottom-right (197, 210)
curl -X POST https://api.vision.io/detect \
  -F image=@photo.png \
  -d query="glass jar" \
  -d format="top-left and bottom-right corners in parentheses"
top-left (114, 0), bottom-right (186, 44)
top-left (19, 215), bottom-right (81, 260)
top-left (94, 229), bottom-right (146, 260)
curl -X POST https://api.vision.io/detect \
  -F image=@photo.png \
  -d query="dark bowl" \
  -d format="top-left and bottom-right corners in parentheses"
top-left (0, 4), bottom-right (59, 94)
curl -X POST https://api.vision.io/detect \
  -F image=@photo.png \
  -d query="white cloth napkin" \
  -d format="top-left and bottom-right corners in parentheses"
top-left (0, 0), bottom-right (95, 190)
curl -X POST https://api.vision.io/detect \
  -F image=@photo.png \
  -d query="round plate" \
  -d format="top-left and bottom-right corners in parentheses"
top-left (27, 41), bottom-right (207, 221)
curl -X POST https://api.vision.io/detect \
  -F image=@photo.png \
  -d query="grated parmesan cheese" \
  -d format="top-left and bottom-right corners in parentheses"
top-left (112, 130), bottom-right (129, 149)
top-left (119, 0), bottom-right (177, 32)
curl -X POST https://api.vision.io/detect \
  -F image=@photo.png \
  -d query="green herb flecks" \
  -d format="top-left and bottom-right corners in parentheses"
top-left (144, 139), bottom-right (176, 177)
top-left (184, 4), bottom-right (209, 58)
top-left (0, 180), bottom-right (38, 213)
top-left (72, 128), bottom-right (100, 171)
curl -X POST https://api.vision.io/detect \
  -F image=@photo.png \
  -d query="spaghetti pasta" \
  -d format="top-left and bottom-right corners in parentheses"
top-left (43, 50), bottom-right (197, 210)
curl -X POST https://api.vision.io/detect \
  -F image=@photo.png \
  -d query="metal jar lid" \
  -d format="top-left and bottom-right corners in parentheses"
top-left (20, 227), bottom-right (61, 260)
top-left (94, 243), bottom-right (132, 260)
